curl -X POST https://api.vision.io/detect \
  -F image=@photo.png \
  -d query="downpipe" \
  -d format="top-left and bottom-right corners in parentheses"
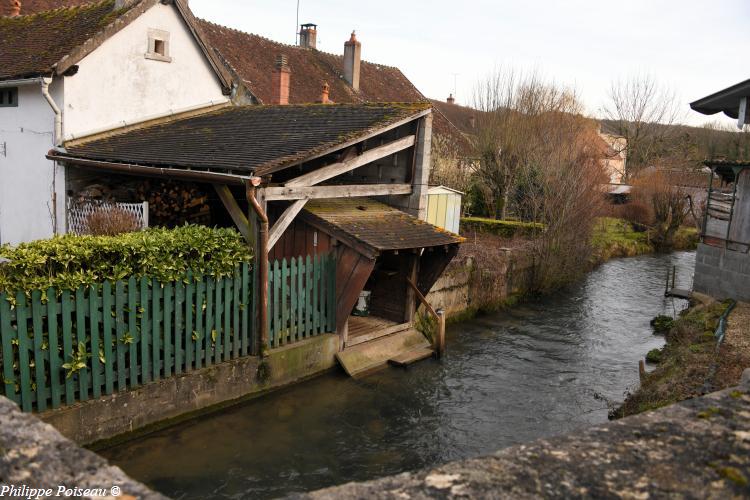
top-left (41, 77), bottom-right (62, 234)
top-left (246, 179), bottom-right (270, 357)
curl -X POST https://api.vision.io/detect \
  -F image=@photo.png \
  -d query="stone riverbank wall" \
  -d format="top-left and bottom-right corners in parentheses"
top-left (427, 249), bottom-right (535, 321)
top-left (293, 369), bottom-right (750, 499)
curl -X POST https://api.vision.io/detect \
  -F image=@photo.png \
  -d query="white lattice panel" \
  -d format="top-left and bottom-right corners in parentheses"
top-left (67, 202), bottom-right (149, 235)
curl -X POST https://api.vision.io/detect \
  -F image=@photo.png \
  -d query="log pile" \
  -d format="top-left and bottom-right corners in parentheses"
top-left (135, 180), bottom-right (211, 227)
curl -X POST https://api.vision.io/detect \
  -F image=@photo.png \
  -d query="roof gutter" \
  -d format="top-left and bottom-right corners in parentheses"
top-left (0, 77), bottom-right (45, 87)
top-left (46, 152), bottom-right (252, 185)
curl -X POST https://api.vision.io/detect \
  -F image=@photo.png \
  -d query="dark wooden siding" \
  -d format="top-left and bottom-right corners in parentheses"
top-left (368, 253), bottom-right (410, 323)
top-left (335, 246), bottom-right (375, 334)
top-left (269, 218), bottom-right (333, 262)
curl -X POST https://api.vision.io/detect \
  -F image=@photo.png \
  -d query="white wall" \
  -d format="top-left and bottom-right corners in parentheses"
top-left (63, 2), bottom-right (228, 140)
top-left (0, 81), bottom-right (65, 246)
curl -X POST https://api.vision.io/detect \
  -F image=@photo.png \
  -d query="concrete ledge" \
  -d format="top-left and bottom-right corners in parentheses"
top-left (40, 334), bottom-right (339, 446)
top-left (293, 370), bottom-right (750, 499)
top-left (0, 397), bottom-right (165, 499)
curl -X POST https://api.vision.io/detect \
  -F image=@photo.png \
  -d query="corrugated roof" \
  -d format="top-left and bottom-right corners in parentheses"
top-left (302, 197), bottom-right (464, 255)
top-left (61, 103), bottom-right (430, 175)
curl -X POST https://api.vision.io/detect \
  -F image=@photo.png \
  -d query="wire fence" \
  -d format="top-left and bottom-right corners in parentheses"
top-left (68, 202), bottom-right (149, 235)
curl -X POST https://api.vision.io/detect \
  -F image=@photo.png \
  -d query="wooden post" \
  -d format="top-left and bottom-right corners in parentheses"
top-left (639, 360), bottom-right (646, 382)
top-left (436, 309), bottom-right (446, 358)
top-left (404, 253), bottom-right (419, 323)
top-left (340, 319), bottom-right (349, 352)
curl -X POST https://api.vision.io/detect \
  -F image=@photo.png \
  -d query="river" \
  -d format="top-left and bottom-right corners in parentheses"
top-left (101, 251), bottom-right (696, 499)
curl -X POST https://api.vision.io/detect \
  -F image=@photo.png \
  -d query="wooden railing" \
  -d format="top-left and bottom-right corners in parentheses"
top-left (406, 278), bottom-right (445, 357)
top-left (0, 264), bottom-right (254, 413)
top-left (267, 253), bottom-right (336, 348)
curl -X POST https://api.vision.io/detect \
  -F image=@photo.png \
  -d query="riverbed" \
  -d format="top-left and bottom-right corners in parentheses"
top-left (102, 251), bottom-right (696, 499)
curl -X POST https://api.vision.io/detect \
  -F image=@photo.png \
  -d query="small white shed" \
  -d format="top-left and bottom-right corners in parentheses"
top-left (426, 186), bottom-right (463, 234)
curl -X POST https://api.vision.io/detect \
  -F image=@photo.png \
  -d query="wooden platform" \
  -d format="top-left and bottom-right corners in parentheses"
top-left (388, 347), bottom-right (434, 367)
top-left (346, 316), bottom-right (411, 348)
top-left (336, 328), bottom-right (431, 378)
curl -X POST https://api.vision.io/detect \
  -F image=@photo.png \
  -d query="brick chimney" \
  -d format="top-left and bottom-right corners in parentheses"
top-left (8, 0), bottom-right (21, 16)
top-left (271, 54), bottom-right (291, 105)
top-left (343, 31), bottom-right (361, 91)
top-left (320, 82), bottom-right (330, 104)
top-left (447, 94), bottom-right (455, 105)
top-left (299, 23), bottom-right (317, 49)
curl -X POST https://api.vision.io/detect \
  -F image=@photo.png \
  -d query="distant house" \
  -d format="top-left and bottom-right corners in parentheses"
top-left (690, 79), bottom-right (750, 301)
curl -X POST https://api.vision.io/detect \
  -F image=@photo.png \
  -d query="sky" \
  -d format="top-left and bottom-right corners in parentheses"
top-left (191, 0), bottom-right (750, 126)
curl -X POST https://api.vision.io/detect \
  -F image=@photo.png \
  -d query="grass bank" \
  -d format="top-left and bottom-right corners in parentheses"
top-left (611, 300), bottom-right (749, 419)
top-left (592, 217), bottom-right (699, 263)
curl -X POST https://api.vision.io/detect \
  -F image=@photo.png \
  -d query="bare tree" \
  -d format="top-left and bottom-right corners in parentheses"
top-left (602, 74), bottom-right (683, 180)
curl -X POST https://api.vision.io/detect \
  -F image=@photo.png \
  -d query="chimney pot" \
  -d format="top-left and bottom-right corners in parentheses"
top-left (271, 54), bottom-right (291, 105)
top-left (320, 82), bottom-right (330, 104)
top-left (447, 93), bottom-right (455, 105)
top-left (299, 23), bottom-right (317, 49)
top-left (9, 0), bottom-right (21, 16)
top-left (344, 30), bottom-right (362, 91)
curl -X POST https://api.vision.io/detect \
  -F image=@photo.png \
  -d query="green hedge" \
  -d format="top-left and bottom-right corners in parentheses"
top-left (0, 225), bottom-right (252, 296)
top-left (461, 217), bottom-right (544, 238)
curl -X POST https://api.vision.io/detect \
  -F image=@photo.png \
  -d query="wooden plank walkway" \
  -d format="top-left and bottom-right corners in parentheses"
top-left (347, 316), bottom-right (411, 347)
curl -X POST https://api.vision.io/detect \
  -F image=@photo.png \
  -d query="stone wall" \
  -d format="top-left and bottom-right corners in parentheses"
top-left (694, 243), bottom-right (750, 301)
top-left (293, 370), bottom-right (750, 499)
top-left (41, 334), bottom-right (339, 446)
top-left (0, 396), bottom-right (165, 499)
top-left (427, 249), bottom-right (536, 321)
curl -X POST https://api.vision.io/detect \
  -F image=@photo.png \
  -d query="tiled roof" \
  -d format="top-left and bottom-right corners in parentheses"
top-left (303, 197), bottom-right (464, 253)
top-left (0, 0), bottom-right (93, 17)
top-left (62, 103), bottom-right (431, 175)
top-left (0, 0), bottom-right (125, 80)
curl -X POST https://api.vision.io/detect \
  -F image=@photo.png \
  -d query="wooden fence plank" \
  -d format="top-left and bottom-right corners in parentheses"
top-left (233, 267), bottom-right (241, 359)
top-left (313, 254), bottom-right (320, 335)
top-left (215, 277), bottom-right (223, 365)
top-left (46, 289), bottom-right (62, 408)
top-left (138, 278), bottom-right (150, 386)
top-left (251, 265), bottom-right (258, 356)
top-left (74, 288), bottom-right (89, 402)
top-left (175, 280), bottom-right (184, 375)
top-left (88, 285), bottom-right (101, 400)
top-left (290, 258), bottom-right (298, 343)
top-left (0, 295), bottom-right (19, 404)
top-left (61, 291), bottom-right (75, 406)
top-left (241, 264), bottom-right (249, 357)
top-left (306, 255), bottom-right (313, 338)
top-left (102, 281), bottom-right (115, 395)
top-left (195, 277), bottom-right (205, 369)
top-left (163, 283), bottom-right (173, 378)
top-left (115, 281), bottom-right (126, 391)
top-left (297, 258), bottom-right (305, 341)
top-left (205, 278), bottom-right (214, 367)
top-left (185, 272), bottom-right (194, 371)
top-left (15, 292), bottom-right (32, 411)
top-left (128, 277), bottom-right (138, 386)
top-left (273, 260), bottom-right (281, 347)
top-left (151, 279), bottom-right (161, 381)
top-left (223, 277), bottom-right (231, 362)
top-left (31, 291), bottom-right (48, 411)
top-left (281, 258), bottom-right (289, 346)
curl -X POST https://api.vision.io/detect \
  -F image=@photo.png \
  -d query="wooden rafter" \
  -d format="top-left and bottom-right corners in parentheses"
top-left (268, 199), bottom-right (309, 250)
top-left (285, 135), bottom-right (416, 187)
top-left (213, 184), bottom-right (251, 243)
top-left (264, 183), bottom-right (412, 201)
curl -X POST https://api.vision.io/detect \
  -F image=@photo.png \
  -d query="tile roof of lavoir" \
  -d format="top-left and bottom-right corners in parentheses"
top-left (60, 103), bottom-right (431, 175)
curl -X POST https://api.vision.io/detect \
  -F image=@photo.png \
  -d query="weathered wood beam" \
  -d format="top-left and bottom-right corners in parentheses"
top-left (264, 183), bottom-right (412, 201)
top-left (286, 135), bottom-right (416, 187)
top-left (268, 199), bottom-right (308, 250)
top-left (213, 184), bottom-right (251, 243)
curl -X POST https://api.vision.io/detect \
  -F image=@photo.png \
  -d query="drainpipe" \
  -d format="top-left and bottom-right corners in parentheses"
top-left (40, 77), bottom-right (62, 147)
top-left (246, 178), bottom-right (269, 357)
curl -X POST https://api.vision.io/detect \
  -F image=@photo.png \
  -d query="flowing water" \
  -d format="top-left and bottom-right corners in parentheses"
top-left (102, 251), bottom-right (696, 499)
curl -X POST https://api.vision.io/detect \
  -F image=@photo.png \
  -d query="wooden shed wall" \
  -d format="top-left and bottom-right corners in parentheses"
top-left (269, 218), bottom-right (333, 261)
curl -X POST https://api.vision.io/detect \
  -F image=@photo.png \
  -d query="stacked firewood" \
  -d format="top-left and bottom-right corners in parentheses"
top-left (135, 180), bottom-right (211, 227)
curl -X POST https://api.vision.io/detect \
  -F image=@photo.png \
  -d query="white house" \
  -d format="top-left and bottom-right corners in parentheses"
top-left (0, 0), bottom-right (232, 245)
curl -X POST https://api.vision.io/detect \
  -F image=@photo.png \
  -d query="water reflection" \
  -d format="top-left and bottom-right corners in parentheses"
top-left (102, 251), bottom-right (696, 499)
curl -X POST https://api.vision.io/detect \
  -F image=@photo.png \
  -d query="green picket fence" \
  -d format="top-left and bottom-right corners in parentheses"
top-left (0, 263), bottom-right (254, 413)
top-left (268, 253), bottom-right (336, 348)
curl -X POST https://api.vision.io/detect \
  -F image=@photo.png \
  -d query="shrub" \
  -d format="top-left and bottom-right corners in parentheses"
top-left (85, 206), bottom-right (141, 236)
top-left (651, 315), bottom-right (675, 334)
top-left (646, 348), bottom-right (663, 364)
top-left (0, 225), bottom-right (252, 297)
top-left (461, 217), bottom-right (543, 238)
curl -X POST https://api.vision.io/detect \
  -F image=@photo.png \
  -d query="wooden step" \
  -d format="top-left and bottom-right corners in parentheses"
top-left (336, 329), bottom-right (430, 378)
top-left (388, 347), bottom-right (434, 368)
top-left (346, 322), bottom-right (412, 348)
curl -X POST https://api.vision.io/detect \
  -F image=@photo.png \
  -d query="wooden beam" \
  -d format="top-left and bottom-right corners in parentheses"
top-left (268, 199), bottom-right (308, 250)
top-left (286, 135), bottom-right (416, 187)
top-left (213, 184), bottom-right (251, 243)
top-left (264, 183), bottom-right (412, 201)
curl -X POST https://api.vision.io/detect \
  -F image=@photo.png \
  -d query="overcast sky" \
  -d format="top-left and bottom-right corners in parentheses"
top-left (191, 0), bottom-right (749, 126)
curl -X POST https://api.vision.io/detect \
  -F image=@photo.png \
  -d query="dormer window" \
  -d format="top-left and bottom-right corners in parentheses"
top-left (145, 28), bottom-right (172, 62)
top-left (0, 87), bottom-right (18, 107)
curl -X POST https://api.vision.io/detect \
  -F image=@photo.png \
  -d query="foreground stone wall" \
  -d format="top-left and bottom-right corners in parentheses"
top-left (295, 370), bottom-right (750, 499)
top-left (42, 334), bottom-right (339, 446)
top-left (694, 243), bottom-right (750, 301)
top-left (0, 396), bottom-right (165, 499)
